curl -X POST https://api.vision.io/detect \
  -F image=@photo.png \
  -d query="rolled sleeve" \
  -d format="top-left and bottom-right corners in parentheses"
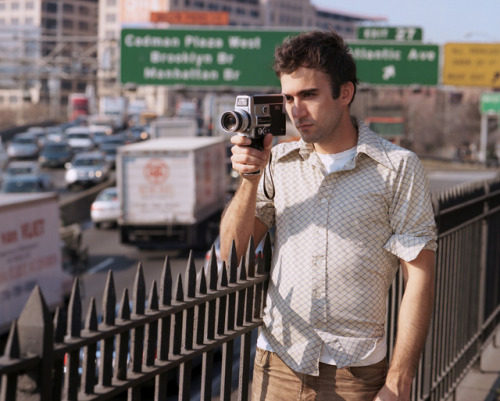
top-left (385, 153), bottom-right (438, 262)
top-left (384, 232), bottom-right (437, 262)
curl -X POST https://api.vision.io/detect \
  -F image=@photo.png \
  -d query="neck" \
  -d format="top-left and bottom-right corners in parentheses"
top-left (314, 114), bottom-right (358, 154)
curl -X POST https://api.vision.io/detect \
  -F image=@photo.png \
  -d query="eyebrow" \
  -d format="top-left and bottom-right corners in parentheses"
top-left (283, 87), bottom-right (319, 97)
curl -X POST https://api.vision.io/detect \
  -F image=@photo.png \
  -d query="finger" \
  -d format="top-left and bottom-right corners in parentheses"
top-left (230, 134), bottom-right (251, 146)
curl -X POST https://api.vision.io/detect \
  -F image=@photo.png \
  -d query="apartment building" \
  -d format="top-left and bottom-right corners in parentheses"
top-left (0, 0), bottom-right (98, 115)
top-left (0, 0), bottom-right (381, 120)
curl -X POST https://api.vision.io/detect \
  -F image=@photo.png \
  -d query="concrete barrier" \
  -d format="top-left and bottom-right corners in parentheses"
top-left (59, 179), bottom-right (115, 225)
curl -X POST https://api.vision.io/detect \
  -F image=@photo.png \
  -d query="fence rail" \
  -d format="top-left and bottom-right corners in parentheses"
top-left (1, 177), bottom-right (500, 401)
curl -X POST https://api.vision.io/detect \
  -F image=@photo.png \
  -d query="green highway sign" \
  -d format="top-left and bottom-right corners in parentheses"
top-left (120, 28), bottom-right (300, 88)
top-left (480, 92), bottom-right (500, 114)
top-left (349, 43), bottom-right (439, 85)
top-left (357, 26), bottom-right (423, 42)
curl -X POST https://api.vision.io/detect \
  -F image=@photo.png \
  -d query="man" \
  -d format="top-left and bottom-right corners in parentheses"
top-left (220, 29), bottom-right (437, 401)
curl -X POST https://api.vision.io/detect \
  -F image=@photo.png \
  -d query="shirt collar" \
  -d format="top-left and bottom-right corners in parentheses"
top-left (275, 117), bottom-right (397, 172)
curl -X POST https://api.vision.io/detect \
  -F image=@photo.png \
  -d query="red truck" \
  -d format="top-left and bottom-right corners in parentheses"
top-left (68, 93), bottom-right (90, 121)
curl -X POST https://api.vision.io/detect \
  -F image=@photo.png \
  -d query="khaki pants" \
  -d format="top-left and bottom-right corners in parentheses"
top-left (252, 348), bottom-right (388, 401)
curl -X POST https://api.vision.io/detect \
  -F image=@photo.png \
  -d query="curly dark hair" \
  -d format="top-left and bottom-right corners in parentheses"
top-left (273, 28), bottom-right (359, 104)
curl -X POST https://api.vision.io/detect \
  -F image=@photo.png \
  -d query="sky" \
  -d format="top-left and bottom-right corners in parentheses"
top-left (311, 0), bottom-right (499, 44)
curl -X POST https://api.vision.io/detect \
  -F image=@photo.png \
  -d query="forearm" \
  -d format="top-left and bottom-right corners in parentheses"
top-left (379, 250), bottom-right (436, 400)
top-left (220, 178), bottom-right (260, 263)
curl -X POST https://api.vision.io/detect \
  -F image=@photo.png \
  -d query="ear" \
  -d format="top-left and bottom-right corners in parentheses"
top-left (340, 82), bottom-right (355, 106)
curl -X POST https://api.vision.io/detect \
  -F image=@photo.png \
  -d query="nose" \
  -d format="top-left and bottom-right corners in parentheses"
top-left (290, 98), bottom-right (307, 119)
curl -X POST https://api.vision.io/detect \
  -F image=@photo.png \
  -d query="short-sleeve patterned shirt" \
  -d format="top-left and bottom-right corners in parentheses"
top-left (255, 118), bottom-right (437, 376)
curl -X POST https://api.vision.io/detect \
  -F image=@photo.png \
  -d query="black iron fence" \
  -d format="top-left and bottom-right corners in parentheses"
top-left (1, 176), bottom-right (500, 401)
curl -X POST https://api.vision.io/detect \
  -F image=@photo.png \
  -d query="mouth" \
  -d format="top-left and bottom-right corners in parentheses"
top-left (296, 122), bottom-right (313, 131)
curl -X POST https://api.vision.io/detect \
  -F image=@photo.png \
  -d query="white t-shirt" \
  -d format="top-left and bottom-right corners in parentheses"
top-left (257, 146), bottom-right (387, 366)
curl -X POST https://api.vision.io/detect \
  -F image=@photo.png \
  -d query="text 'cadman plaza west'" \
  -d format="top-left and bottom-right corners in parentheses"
top-left (120, 29), bottom-right (298, 87)
top-left (120, 28), bottom-right (441, 88)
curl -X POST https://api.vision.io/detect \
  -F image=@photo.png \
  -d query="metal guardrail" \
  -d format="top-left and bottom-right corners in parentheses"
top-left (1, 177), bottom-right (500, 401)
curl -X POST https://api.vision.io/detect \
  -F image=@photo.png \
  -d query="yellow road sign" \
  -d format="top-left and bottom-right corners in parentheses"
top-left (443, 43), bottom-right (500, 87)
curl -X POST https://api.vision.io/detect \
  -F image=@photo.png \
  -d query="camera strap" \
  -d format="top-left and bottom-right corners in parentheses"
top-left (263, 153), bottom-right (275, 200)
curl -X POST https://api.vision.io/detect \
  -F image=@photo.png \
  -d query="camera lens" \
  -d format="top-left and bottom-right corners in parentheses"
top-left (220, 111), bottom-right (250, 133)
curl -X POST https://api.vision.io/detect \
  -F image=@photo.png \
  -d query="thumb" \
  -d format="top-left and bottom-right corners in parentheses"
top-left (263, 133), bottom-right (273, 151)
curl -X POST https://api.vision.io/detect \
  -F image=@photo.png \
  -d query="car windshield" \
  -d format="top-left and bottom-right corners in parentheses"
top-left (73, 158), bottom-right (102, 166)
top-left (97, 190), bottom-right (117, 201)
top-left (68, 133), bottom-right (90, 139)
top-left (2, 179), bottom-right (41, 193)
top-left (44, 144), bottom-right (69, 152)
top-left (12, 137), bottom-right (36, 144)
top-left (7, 166), bottom-right (35, 175)
top-left (101, 147), bottom-right (117, 155)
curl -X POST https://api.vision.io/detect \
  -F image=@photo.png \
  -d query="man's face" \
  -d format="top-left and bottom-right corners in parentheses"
top-left (280, 67), bottom-right (350, 152)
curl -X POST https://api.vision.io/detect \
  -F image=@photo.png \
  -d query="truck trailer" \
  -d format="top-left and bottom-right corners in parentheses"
top-left (117, 137), bottom-right (227, 250)
top-left (0, 193), bottom-right (73, 334)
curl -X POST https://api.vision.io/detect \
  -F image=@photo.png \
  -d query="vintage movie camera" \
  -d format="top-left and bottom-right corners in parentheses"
top-left (220, 94), bottom-right (286, 150)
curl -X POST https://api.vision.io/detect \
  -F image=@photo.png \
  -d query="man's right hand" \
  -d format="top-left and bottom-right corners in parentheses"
top-left (230, 133), bottom-right (273, 178)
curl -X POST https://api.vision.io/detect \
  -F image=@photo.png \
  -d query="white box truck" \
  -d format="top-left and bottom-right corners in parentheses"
top-left (0, 193), bottom-right (73, 334)
top-left (150, 117), bottom-right (199, 139)
top-left (99, 96), bottom-right (129, 130)
top-left (117, 137), bottom-right (227, 250)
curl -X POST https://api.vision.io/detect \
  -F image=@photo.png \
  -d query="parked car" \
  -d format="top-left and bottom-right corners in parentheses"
top-left (99, 132), bottom-right (130, 147)
top-left (38, 141), bottom-right (74, 168)
top-left (65, 127), bottom-right (94, 151)
top-left (0, 140), bottom-right (8, 169)
top-left (4, 160), bottom-right (53, 189)
top-left (27, 126), bottom-right (48, 146)
top-left (128, 125), bottom-right (150, 142)
top-left (90, 186), bottom-right (120, 228)
top-left (99, 143), bottom-right (118, 169)
top-left (89, 129), bottom-right (110, 147)
top-left (6, 132), bottom-right (40, 159)
top-left (45, 126), bottom-right (66, 143)
top-left (1, 174), bottom-right (51, 193)
top-left (65, 151), bottom-right (111, 189)
top-left (6, 160), bottom-right (41, 176)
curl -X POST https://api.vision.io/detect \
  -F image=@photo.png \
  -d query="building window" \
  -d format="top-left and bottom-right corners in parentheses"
top-left (26, 2), bottom-right (35, 9)
top-left (63, 3), bottom-right (74, 12)
top-left (79, 21), bottom-right (89, 30)
top-left (46, 2), bottom-right (57, 12)
top-left (12, 18), bottom-right (20, 24)
top-left (0, 3), bottom-right (5, 11)
top-left (9, 95), bottom-right (18, 104)
top-left (78, 6), bottom-right (89, 15)
top-left (11, 2), bottom-right (20, 10)
top-left (105, 14), bottom-right (116, 23)
top-left (25, 17), bottom-right (34, 25)
top-left (106, 0), bottom-right (117, 5)
top-left (44, 18), bottom-right (57, 29)
top-left (63, 19), bottom-right (73, 28)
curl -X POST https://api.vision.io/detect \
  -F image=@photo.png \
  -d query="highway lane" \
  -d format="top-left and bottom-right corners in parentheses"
top-left (427, 169), bottom-right (498, 193)
top-left (78, 223), bottom-right (209, 315)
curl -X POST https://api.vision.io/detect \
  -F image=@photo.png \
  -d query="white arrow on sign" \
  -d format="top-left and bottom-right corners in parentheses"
top-left (382, 65), bottom-right (396, 80)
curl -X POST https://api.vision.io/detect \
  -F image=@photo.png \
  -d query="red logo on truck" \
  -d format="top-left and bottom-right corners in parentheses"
top-left (143, 159), bottom-right (169, 185)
